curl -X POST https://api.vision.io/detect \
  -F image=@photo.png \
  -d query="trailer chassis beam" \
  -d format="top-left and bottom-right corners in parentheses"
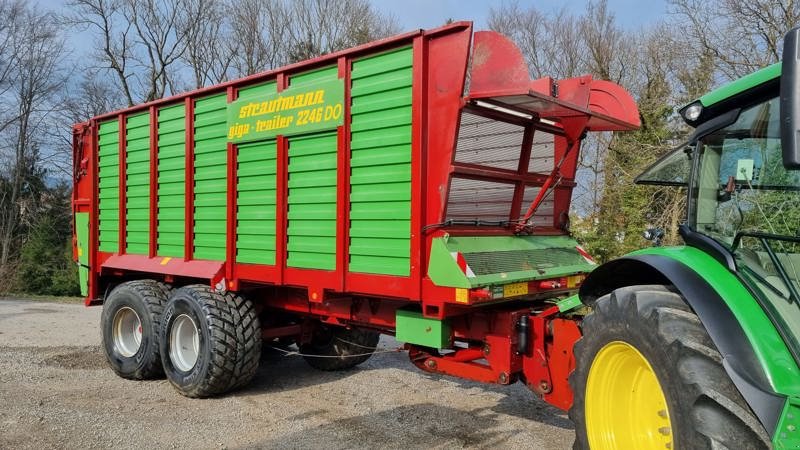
top-left (407, 305), bottom-right (582, 410)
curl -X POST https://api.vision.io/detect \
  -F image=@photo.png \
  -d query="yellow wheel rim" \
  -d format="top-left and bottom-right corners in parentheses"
top-left (585, 341), bottom-right (673, 449)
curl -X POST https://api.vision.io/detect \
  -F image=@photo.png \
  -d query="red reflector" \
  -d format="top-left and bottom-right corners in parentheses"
top-left (470, 289), bottom-right (492, 300)
top-left (538, 280), bottom-right (562, 289)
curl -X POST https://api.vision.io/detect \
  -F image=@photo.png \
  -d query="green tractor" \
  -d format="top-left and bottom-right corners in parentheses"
top-left (568, 29), bottom-right (800, 449)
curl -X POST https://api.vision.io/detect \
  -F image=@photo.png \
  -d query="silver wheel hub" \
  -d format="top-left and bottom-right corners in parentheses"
top-left (170, 314), bottom-right (199, 372)
top-left (112, 307), bottom-right (142, 357)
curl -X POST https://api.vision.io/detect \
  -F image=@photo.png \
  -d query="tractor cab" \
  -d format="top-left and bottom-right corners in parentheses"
top-left (637, 62), bottom-right (800, 368)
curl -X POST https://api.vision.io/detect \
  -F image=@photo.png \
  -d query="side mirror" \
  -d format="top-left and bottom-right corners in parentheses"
top-left (780, 27), bottom-right (800, 168)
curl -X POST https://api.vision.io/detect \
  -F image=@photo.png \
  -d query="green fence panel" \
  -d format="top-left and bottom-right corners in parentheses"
top-left (286, 129), bottom-right (338, 270)
top-left (284, 64), bottom-right (339, 271)
top-left (193, 94), bottom-right (228, 261)
top-left (349, 46), bottom-right (413, 276)
top-left (98, 119), bottom-right (120, 252)
top-left (157, 103), bottom-right (186, 257)
top-left (236, 82), bottom-right (278, 265)
top-left (125, 112), bottom-right (150, 255)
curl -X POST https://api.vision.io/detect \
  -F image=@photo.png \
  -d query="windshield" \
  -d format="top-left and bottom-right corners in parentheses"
top-left (690, 94), bottom-right (800, 353)
top-left (693, 97), bottom-right (800, 238)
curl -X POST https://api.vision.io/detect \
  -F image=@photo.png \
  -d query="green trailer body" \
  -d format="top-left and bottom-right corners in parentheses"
top-left (72, 22), bottom-right (639, 323)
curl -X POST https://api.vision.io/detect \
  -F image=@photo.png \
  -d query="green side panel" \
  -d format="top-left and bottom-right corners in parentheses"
top-left (193, 93), bottom-right (228, 261)
top-left (283, 67), bottom-right (338, 270)
top-left (557, 294), bottom-right (583, 313)
top-left (237, 81), bottom-right (276, 103)
top-left (237, 82), bottom-right (277, 265)
top-left (772, 397), bottom-right (800, 450)
top-left (774, 397), bottom-right (800, 448)
top-left (627, 246), bottom-right (800, 395)
top-left (125, 112), bottom-right (150, 255)
top-left (157, 103), bottom-right (186, 257)
top-left (698, 62), bottom-right (780, 107)
top-left (290, 65), bottom-right (338, 88)
top-left (427, 235), bottom-right (594, 289)
top-left (227, 77), bottom-right (344, 143)
top-left (75, 212), bottom-right (89, 297)
top-left (395, 308), bottom-right (451, 348)
top-left (98, 119), bottom-right (120, 252)
top-left (348, 46), bottom-right (413, 276)
top-left (287, 129), bottom-right (338, 270)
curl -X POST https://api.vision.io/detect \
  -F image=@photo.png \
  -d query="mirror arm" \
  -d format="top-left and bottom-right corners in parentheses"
top-left (780, 27), bottom-right (800, 168)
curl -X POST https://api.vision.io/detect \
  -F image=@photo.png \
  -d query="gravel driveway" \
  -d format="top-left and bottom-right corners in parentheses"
top-left (0, 298), bottom-right (574, 449)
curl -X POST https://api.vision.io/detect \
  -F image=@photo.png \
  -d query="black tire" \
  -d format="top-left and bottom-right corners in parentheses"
top-left (160, 285), bottom-right (261, 398)
top-left (569, 285), bottom-right (769, 449)
top-left (300, 325), bottom-right (380, 371)
top-left (101, 279), bottom-right (171, 380)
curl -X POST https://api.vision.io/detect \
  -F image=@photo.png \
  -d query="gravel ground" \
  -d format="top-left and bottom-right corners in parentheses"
top-left (0, 298), bottom-right (574, 449)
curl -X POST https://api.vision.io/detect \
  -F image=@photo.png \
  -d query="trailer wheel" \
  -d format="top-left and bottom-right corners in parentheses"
top-left (301, 325), bottom-right (380, 371)
top-left (101, 280), bottom-right (171, 379)
top-left (160, 285), bottom-right (261, 397)
top-left (569, 285), bottom-right (769, 449)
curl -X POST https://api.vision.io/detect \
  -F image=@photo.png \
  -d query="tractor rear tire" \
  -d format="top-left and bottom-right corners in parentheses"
top-left (569, 285), bottom-right (769, 450)
top-left (301, 325), bottom-right (380, 371)
top-left (160, 285), bottom-right (261, 397)
top-left (101, 279), bottom-right (171, 380)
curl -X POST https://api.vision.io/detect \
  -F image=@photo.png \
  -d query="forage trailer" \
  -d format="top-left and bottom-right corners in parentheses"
top-left (72, 22), bottom-right (643, 443)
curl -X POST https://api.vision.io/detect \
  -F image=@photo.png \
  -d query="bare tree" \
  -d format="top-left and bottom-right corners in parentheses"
top-left (488, 2), bottom-right (584, 79)
top-left (182, 0), bottom-right (235, 87)
top-left (228, 0), bottom-right (292, 76)
top-left (580, 0), bottom-right (631, 84)
top-left (286, 0), bottom-right (399, 63)
top-left (67, 0), bottom-right (193, 104)
top-left (226, 0), bottom-right (399, 76)
top-left (61, 76), bottom-right (120, 125)
top-left (669, 0), bottom-right (800, 81)
top-left (125, 0), bottom-right (193, 101)
top-left (0, 2), bottom-right (67, 278)
top-left (67, 0), bottom-right (136, 106)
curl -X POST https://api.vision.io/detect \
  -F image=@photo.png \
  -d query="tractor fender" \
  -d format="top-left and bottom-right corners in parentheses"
top-left (579, 253), bottom-right (786, 438)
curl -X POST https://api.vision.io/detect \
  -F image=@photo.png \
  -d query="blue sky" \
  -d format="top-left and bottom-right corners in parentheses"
top-left (36, 0), bottom-right (668, 62)
top-left (39, 0), bottom-right (667, 30)
top-left (372, 0), bottom-right (667, 30)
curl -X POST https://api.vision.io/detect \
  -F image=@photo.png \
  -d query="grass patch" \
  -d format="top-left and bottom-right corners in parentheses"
top-left (0, 293), bottom-right (85, 304)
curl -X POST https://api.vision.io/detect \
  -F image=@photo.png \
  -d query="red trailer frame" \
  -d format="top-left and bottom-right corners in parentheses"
top-left (72, 22), bottom-right (639, 410)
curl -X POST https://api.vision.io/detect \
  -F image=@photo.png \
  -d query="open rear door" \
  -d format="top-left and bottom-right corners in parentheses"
top-left (467, 31), bottom-right (640, 133)
top-left (463, 31), bottom-right (641, 229)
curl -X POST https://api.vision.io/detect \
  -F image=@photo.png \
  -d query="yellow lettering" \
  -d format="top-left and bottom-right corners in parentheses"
top-left (312, 90), bottom-right (324, 104)
top-left (303, 92), bottom-right (315, 107)
top-left (279, 96), bottom-right (294, 110)
top-left (227, 122), bottom-right (250, 139)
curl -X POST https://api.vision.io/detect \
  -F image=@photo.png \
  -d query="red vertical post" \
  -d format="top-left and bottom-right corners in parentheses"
top-left (551, 134), bottom-right (579, 229)
top-left (225, 86), bottom-right (237, 283)
top-left (148, 105), bottom-right (158, 258)
top-left (117, 113), bottom-right (127, 254)
top-left (510, 125), bottom-right (535, 221)
top-left (184, 97), bottom-right (195, 261)
top-left (410, 35), bottom-right (426, 300)
top-left (275, 73), bottom-right (288, 284)
top-left (90, 120), bottom-right (100, 299)
top-left (335, 56), bottom-right (351, 292)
